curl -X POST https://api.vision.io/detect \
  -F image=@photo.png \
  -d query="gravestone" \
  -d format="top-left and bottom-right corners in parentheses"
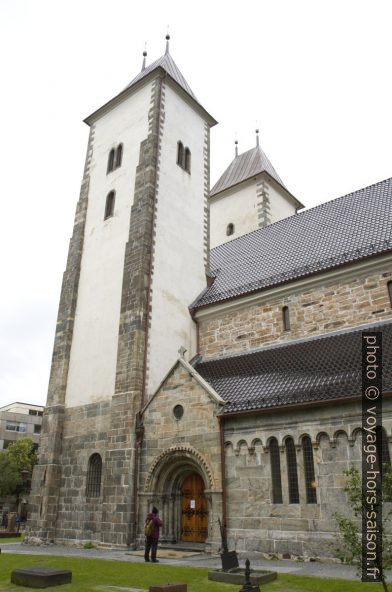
top-left (149, 585), bottom-right (187, 592)
top-left (7, 512), bottom-right (16, 533)
top-left (11, 567), bottom-right (72, 588)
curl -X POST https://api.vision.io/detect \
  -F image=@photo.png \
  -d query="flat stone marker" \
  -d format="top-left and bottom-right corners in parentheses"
top-left (149, 585), bottom-right (187, 592)
top-left (11, 567), bottom-right (72, 588)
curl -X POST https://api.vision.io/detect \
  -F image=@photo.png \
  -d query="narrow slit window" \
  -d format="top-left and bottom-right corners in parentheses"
top-left (282, 306), bottom-right (290, 331)
top-left (104, 191), bottom-right (115, 220)
top-left (285, 437), bottom-right (299, 503)
top-left (115, 144), bottom-right (123, 168)
top-left (388, 281), bottom-right (392, 307)
top-left (86, 453), bottom-right (102, 498)
top-left (226, 223), bottom-right (235, 236)
top-left (177, 141), bottom-right (184, 167)
top-left (107, 149), bottom-right (115, 174)
top-left (270, 438), bottom-right (283, 503)
top-left (302, 435), bottom-right (317, 503)
top-left (184, 148), bottom-right (191, 173)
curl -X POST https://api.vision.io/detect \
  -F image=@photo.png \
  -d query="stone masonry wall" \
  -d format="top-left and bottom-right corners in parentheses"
top-left (139, 362), bottom-right (223, 548)
top-left (199, 267), bottom-right (392, 360)
top-left (54, 401), bottom-right (110, 544)
top-left (223, 400), bottom-right (392, 559)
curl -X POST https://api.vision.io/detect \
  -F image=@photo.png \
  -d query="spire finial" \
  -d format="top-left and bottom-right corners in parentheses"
top-left (165, 27), bottom-right (170, 54)
top-left (142, 42), bottom-right (147, 71)
top-left (255, 127), bottom-right (260, 147)
top-left (234, 136), bottom-right (238, 157)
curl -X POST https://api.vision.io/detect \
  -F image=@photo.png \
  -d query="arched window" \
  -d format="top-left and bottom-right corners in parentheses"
top-left (282, 306), bottom-right (290, 332)
top-left (184, 148), bottom-right (191, 173)
top-left (115, 144), bottom-right (123, 169)
top-left (285, 437), bottom-right (299, 503)
top-left (177, 141), bottom-right (184, 167)
top-left (107, 149), bottom-right (115, 174)
top-left (270, 438), bottom-right (283, 503)
top-left (86, 453), bottom-right (102, 497)
top-left (226, 223), bottom-right (235, 236)
top-left (104, 191), bottom-right (115, 220)
top-left (302, 435), bottom-right (317, 503)
top-left (388, 281), bottom-right (392, 307)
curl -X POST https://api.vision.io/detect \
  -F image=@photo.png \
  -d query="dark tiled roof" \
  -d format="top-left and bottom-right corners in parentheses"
top-left (194, 177), bottom-right (392, 309)
top-left (126, 52), bottom-right (197, 101)
top-left (210, 146), bottom-right (287, 197)
top-left (195, 322), bottom-right (392, 413)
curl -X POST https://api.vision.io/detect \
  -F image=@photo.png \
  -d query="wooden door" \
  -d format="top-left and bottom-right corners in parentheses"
top-left (180, 473), bottom-right (208, 542)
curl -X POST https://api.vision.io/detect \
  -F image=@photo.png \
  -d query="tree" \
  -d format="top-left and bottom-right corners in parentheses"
top-left (0, 438), bottom-right (37, 507)
top-left (333, 465), bottom-right (392, 592)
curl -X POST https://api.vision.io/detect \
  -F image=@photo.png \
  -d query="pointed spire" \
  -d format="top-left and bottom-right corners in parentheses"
top-left (255, 128), bottom-right (260, 147)
top-left (141, 43), bottom-right (147, 71)
top-left (165, 28), bottom-right (170, 54)
top-left (234, 139), bottom-right (238, 157)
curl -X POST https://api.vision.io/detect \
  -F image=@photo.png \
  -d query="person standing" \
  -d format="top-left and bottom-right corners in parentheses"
top-left (144, 507), bottom-right (162, 563)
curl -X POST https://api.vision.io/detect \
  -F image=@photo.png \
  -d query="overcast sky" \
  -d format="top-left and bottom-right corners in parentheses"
top-left (1, 0), bottom-right (391, 408)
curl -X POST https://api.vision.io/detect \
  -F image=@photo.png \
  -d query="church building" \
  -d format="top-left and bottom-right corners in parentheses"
top-left (26, 37), bottom-right (392, 559)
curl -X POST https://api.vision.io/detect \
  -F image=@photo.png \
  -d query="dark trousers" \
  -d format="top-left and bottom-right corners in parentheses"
top-left (144, 536), bottom-right (158, 560)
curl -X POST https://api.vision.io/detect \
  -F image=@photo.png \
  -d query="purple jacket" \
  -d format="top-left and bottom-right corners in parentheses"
top-left (146, 512), bottom-right (162, 540)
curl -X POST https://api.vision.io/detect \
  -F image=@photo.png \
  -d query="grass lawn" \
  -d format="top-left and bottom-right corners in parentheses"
top-left (0, 534), bottom-right (24, 544)
top-left (0, 554), bottom-right (389, 592)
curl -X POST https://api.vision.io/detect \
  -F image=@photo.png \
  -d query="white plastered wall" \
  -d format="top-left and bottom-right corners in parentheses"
top-left (146, 82), bottom-right (208, 396)
top-left (209, 174), bottom-right (297, 248)
top-left (65, 82), bottom-right (152, 408)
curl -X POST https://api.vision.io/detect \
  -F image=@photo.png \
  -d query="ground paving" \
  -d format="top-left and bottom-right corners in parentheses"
top-left (0, 541), bottom-right (386, 582)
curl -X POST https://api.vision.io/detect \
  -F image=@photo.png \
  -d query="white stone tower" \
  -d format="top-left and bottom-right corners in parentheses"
top-left (27, 37), bottom-right (216, 546)
top-left (209, 131), bottom-right (303, 247)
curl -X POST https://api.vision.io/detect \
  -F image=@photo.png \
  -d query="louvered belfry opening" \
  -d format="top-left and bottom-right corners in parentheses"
top-left (285, 437), bottom-right (299, 504)
top-left (302, 436), bottom-right (317, 503)
top-left (86, 453), bottom-right (102, 498)
top-left (269, 438), bottom-right (283, 503)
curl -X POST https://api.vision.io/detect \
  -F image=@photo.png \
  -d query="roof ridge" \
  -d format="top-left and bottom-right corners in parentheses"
top-left (211, 175), bottom-right (392, 256)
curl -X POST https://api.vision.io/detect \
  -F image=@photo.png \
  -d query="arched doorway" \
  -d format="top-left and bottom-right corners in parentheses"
top-left (181, 473), bottom-right (208, 542)
top-left (143, 445), bottom-right (214, 545)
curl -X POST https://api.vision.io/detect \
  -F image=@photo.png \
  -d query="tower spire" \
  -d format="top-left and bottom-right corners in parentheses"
top-left (165, 29), bottom-right (170, 54)
top-left (255, 128), bottom-right (260, 147)
top-left (234, 139), bottom-right (238, 157)
top-left (141, 43), bottom-right (147, 71)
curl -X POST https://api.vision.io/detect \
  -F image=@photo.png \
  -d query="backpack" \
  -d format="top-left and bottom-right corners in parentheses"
top-left (144, 519), bottom-right (154, 537)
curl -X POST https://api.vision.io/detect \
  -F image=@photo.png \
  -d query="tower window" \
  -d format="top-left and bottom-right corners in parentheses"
top-left (285, 437), bottom-right (299, 503)
top-left (388, 281), bottom-right (392, 306)
top-left (86, 453), bottom-right (102, 498)
top-left (116, 144), bottom-right (123, 168)
top-left (104, 191), bottom-right (115, 220)
top-left (184, 148), bottom-right (191, 173)
top-left (177, 141), bottom-right (184, 166)
top-left (282, 306), bottom-right (290, 331)
top-left (302, 435), bottom-right (317, 503)
top-left (177, 141), bottom-right (191, 173)
top-left (107, 149), bottom-right (115, 174)
top-left (226, 223), bottom-right (235, 236)
top-left (270, 438), bottom-right (283, 504)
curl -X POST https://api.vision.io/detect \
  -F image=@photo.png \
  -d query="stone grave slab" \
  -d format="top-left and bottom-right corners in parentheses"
top-left (149, 585), bottom-right (187, 592)
top-left (11, 566), bottom-right (72, 588)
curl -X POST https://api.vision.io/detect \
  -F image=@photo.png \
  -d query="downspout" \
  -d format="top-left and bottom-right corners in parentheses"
top-left (218, 415), bottom-right (227, 532)
top-left (128, 75), bottom-right (164, 547)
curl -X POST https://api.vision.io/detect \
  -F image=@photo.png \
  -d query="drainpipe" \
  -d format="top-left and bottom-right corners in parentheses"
top-left (218, 415), bottom-right (227, 532)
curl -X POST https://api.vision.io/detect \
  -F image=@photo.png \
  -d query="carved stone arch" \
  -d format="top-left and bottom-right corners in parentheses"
top-left (316, 431), bottom-right (331, 444)
top-left (351, 427), bottom-right (364, 443)
top-left (265, 435), bottom-right (280, 452)
top-left (144, 445), bottom-right (214, 493)
top-left (249, 437), bottom-right (263, 455)
top-left (298, 432), bottom-right (313, 446)
top-left (234, 439), bottom-right (249, 456)
top-left (224, 441), bottom-right (234, 453)
top-left (332, 429), bottom-right (349, 448)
